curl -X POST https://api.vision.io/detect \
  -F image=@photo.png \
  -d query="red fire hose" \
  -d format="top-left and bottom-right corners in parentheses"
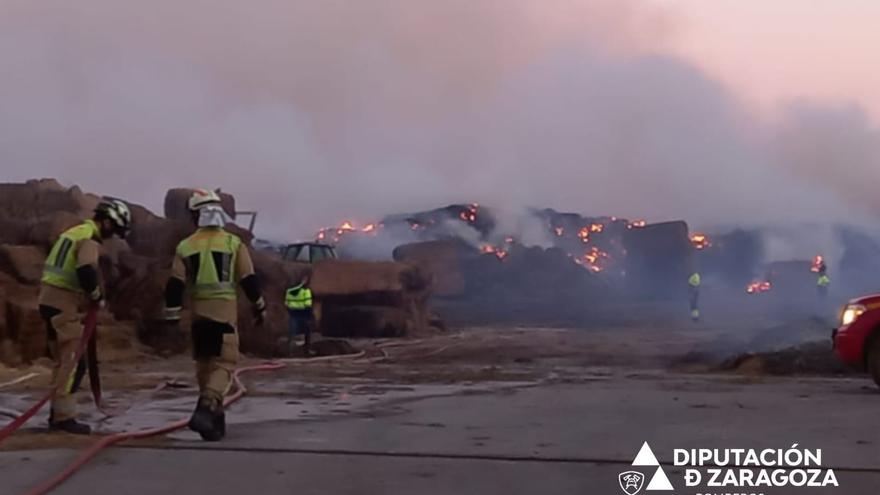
top-left (0, 308), bottom-right (99, 444)
top-left (22, 361), bottom-right (285, 495)
top-left (3, 320), bottom-right (385, 495)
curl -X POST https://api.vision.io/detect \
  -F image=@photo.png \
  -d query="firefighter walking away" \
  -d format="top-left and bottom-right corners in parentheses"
top-left (162, 189), bottom-right (266, 441)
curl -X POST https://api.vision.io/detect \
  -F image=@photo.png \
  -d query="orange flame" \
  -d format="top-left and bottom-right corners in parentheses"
top-left (573, 246), bottom-right (610, 272)
top-left (745, 281), bottom-right (772, 294)
top-left (578, 227), bottom-right (590, 243)
top-left (554, 227), bottom-right (564, 237)
top-left (362, 223), bottom-right (377, 233)
top-left (628, 220), bottom-right (647, 229)
top-left (590, 223), bottom-right (604, 233)
top-left (459, 204), bottom-right (479, 223)
top-left (690, 233), bottom-right (710, 250)
top-left (481, 245), bottom-right (508, 260)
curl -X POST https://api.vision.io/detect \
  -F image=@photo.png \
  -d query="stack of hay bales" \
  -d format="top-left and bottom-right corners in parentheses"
top-left (623, 221), bottom-right (693, 300)
top-left (0, 179), bottom-right (432, 365)
top-left (0, 180), bottom-right (270, 365)
top-left (237, 250), bottom-right (310, 355)
top-left (393, 240), bottom-right (466, 297)
top-left (0, 180), bottom-right (91, 366)
top-left (312, 260), bottom-right (433, 338)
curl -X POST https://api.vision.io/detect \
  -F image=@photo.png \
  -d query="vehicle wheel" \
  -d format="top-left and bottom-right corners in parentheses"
top-left (867, 336), bottom-right (880, 389)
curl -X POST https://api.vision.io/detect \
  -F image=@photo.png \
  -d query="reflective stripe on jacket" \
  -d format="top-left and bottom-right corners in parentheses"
top-left (176, 228), bottom-right (242, 300)
top-left (41, 220), bottom-right (100, 293)
top-left (285, 284), bottom-right (313, 310)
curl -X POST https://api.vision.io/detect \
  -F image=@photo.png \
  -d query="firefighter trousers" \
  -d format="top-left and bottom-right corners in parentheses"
top-left (191, 318), bottom-right (239, 409)
top-left (39, 304), bottom-right (87, 423)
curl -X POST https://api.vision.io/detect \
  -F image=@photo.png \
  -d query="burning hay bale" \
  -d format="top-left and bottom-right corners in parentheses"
top-left (696, 228), bottom-right (763, 289)
top-left (623, 220), bottom-right (692, 300)
top-left (317, 203), bottom-right (496, 260)
top-left (379, 203), bottom-right (496, 240)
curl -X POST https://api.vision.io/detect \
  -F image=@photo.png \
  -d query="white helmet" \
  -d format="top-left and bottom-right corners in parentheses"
top-left (95, 198), bottom-right (132, 237)
top-left (188, 188), bottom-right (222, 211)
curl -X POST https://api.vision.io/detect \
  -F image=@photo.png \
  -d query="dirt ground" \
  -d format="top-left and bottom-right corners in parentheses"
top-left (1, 318), bottom-right (847, 450)
top-left (0, 315), bottom-right (845, 392)
top-left (3, 318), bottom-right (872, 495)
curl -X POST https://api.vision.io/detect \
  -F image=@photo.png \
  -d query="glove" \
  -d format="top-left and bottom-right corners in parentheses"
top-left (87, 287), bottom-right (106, 310)
top-left (252, 297), bottom-right (267, 326)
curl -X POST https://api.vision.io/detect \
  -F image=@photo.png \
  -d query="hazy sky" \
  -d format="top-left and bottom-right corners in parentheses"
top-left (1, 0), bottom-right (878, 240)
top-left (664, 0), bottom-right (880, 118)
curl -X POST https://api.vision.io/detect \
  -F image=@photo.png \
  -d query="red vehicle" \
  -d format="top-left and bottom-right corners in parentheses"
top-left (833, 294), bottom-right (880, 386)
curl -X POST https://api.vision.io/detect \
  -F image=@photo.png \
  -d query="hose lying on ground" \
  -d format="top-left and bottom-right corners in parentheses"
top-left (0, 373), bottom-right (40, 391)
top-left (8, 334), bottom-right (447, 494)
top-left (19, 348), bottom-right (373, 495)
top-left (21, 361), bottom-right (285, 495)
top-left (0, 309), bottom-right (99, 444)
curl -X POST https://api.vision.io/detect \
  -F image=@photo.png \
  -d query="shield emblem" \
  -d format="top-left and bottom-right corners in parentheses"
top-left (618, 471), bottom-right (645, 495)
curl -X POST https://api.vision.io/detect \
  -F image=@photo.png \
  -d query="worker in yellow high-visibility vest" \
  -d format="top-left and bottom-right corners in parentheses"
top-left (817, 271), bottom-right (830, 300)
top-left (688, 272), bottom-right (701, 322)
top-left (285, 275), bottom-right (314, 356)
top-left (163, 189), bottom-right (266, 441)
top-left (39, 198), bottom-right (132, 435)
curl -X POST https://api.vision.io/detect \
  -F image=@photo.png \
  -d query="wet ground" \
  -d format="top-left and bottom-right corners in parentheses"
top-left (1, 325), bottom-right (874, 494)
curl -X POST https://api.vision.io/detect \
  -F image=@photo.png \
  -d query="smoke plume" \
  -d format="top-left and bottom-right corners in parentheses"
top-left (0, 0), bottom-right (877, 241)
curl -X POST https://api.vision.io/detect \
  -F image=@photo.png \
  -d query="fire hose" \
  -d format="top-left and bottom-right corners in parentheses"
top-left (21, 361), bottom-right (286, 495)
top-left (0, 373), bottom-right (40, 391)
top-left (0, 308), bottom-right (100, 444)
top-left (2, 326), bottom-right (434, 495)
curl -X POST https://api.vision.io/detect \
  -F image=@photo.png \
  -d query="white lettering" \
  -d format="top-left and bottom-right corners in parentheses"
top-left (684, 469), bottom-right (701, 486)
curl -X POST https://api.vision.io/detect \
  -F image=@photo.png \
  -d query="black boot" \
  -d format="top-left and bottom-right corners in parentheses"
top-left (214, 409), bottom-right (226, 439)
top-left (48, 416), bottom-right (92, 435)
top-left (188, 397), bottom-right (223, 441)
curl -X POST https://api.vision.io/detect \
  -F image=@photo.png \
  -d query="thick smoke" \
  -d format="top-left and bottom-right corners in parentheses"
top-left (0, 0), bottom-right (877, 241)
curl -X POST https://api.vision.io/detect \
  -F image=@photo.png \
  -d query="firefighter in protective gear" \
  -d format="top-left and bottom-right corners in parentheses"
top-left (688, 272), bottom-right (701, 322)
top-left (38, 198), bottom-right (132, 435)
top-left (285, 275), bottom-right (314, 356)
top-left (163, 189), bottom-right (266, 441)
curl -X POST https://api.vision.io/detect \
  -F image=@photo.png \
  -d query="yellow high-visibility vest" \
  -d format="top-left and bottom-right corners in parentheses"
top-left (285, 284), bottom-right (313, 310)
top-left (689, 273), bottom-right (701, 287)
top-left (817, 275), bottom-right (830, 287)
top-left (41, 220), bottom-right (100, 293)
top-left (176, 228), bottom-right (242, 300)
